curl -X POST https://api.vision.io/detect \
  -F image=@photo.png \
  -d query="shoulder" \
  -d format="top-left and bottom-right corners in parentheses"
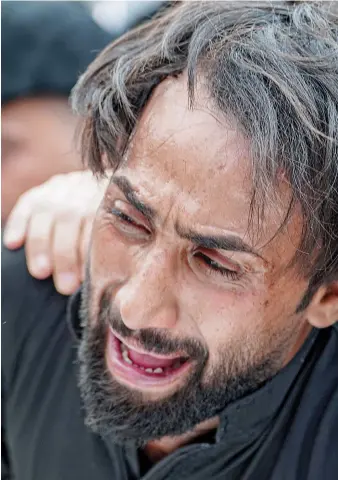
top-left (2, 244), bottom-right (55, 299)
top-left (308, 329), bottom-right (338, 476)
top-left (1, 245), bottom-right (62, 328)
top-left (1, 245), bottom-right (69, 388)
top-left (298, 327), bottom-right (338, 475)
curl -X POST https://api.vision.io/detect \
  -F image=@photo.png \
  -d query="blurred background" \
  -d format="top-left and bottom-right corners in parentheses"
top-left (91, 0), bottom-right (166, 35)
top-left (1, 1), bottom-right (168, 223)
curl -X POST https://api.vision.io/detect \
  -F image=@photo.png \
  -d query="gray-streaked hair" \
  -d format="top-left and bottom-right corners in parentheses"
top-left (72, 1), bottom-right (338, 307)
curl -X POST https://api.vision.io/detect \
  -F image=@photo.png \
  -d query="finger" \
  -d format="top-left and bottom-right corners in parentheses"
top-left (52, 217), bottom-right (83, 295)
top-left (79, 217), bottom-right (93, 281)
top-left (25, 211), bottom-right (54, 279)
top-left (3, 192), bottom-right (35, 249)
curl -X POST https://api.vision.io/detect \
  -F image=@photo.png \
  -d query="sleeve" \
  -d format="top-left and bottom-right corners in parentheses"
top-left (1, 245), bottom-right (30, 479)
top-left (1, 246), bottom-right (30, 384)
top-left (1, 245), bottom-right (56, 387)
top-left (2, 387), bottom-right (12, 479)
top-left (1, 244), bottom-right (58, 478)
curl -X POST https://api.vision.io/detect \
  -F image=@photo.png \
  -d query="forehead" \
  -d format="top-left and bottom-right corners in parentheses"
top-left (123, 76), bottom-right (258, 235)
top-left (116, 76), bottom-right (303, 271)
top-left (132, 77), bottom-right (249, 177)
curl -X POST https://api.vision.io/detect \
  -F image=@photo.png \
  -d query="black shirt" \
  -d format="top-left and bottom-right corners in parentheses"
top-left (2, 247), bottom-right (338, 480)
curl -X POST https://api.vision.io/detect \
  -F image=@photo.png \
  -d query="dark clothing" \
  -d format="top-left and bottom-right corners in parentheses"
top-left (1, 2), bottom-right (111, 104)
top-left (2, 247), bottom-right (338, 480)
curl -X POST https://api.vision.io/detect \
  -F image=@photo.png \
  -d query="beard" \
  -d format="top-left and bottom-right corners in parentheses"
top-left (77, 274), bottom-right (296, 446)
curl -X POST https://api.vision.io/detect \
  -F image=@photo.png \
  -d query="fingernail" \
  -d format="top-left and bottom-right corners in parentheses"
top-left (57, 273), bottom-right (77, 295)
top-left (32, 255), bottom-right (50, 273)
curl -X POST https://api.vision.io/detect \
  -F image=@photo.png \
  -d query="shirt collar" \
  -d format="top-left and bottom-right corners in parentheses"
top-left (216, 327), bottom-right (319, 443)
top-left (67, 288), bottom-right (320, 444)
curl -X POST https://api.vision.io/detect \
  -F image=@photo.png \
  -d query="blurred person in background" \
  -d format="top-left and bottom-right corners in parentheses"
top-left (2, 2), bottom-right (338, 480)
top-left (1, 1), bottom-right (111, 223)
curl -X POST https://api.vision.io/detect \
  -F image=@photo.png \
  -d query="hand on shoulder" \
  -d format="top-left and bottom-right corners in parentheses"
top-left (3, 170), bottom-right (109, 295)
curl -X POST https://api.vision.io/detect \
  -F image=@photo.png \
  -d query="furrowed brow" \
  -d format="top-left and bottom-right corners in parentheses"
top-left (178, 226), bottom-right (264, 260)
top-left (111, 178), bottom-right (265, 261)
top-left (111, 175), bottom-right (157, 222)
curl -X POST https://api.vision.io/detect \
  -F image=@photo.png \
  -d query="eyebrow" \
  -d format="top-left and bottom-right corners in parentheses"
top-left (176, 226), bottom-right (264, 259)
top-left (111, 176), bottom-right (157, 222)
top-left (112, 175), bottom-right (263, 259)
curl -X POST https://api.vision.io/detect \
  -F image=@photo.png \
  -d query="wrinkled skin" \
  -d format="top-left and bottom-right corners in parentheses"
top-left (78, 76), bottom-right (338, 459)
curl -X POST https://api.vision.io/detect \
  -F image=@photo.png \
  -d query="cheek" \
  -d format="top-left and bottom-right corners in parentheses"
top-left (194, 277), bottom-right (307, 369)
top-left (193, 287), bottom-right (269, 364)
top-left (89, 217), bottom-right (130, 304)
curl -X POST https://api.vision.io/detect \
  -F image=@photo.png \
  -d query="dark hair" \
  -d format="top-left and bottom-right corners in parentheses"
top-left (72, 1), bottom-right (338, 305)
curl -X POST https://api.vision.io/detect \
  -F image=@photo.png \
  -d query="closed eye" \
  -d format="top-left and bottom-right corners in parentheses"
top-left (194, 251), bottom-right (241, 281)
top-left (111, 208), bottom-right (151, 236)
top-left (112, 209), bottom-right (136, 225)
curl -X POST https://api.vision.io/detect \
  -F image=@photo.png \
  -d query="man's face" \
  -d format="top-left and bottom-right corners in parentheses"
top-left (79, 77), bottom-right (311, 444)
top-left (1, 96), bottom-right (81, 222)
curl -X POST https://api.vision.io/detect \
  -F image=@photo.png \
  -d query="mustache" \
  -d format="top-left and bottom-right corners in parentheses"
top-left (99, 289), bottom-right (208, 361)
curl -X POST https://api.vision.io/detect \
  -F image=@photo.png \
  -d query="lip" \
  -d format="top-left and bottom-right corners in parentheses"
top-left (106, 328), bottom-right (192, 389)
top-left (110, 327), bottom-right (188, 360)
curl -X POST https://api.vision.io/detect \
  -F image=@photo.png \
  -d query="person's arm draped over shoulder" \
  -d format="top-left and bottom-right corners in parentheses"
top-left (3, 171), bottom-right (109, 295)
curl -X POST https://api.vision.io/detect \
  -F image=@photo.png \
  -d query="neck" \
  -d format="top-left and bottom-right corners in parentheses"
top-left (283, 323), bottom-right (313, 366)
top-left (144, 417), bottom-right (219, 463)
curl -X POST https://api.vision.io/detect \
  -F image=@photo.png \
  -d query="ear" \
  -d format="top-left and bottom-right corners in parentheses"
top-left (306, 282), bottom-right (338, 329)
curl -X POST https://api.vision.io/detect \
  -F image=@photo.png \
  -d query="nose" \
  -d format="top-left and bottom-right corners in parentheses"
top-left (114, 250), bottom-right (178, 331)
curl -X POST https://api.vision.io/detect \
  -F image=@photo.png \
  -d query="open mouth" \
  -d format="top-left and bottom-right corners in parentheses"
top-left (106, 327), bottom-right (191, 388)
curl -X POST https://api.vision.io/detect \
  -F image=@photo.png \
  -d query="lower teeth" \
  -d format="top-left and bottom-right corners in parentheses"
top-left (120, 342), bottom-right (184, 374)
